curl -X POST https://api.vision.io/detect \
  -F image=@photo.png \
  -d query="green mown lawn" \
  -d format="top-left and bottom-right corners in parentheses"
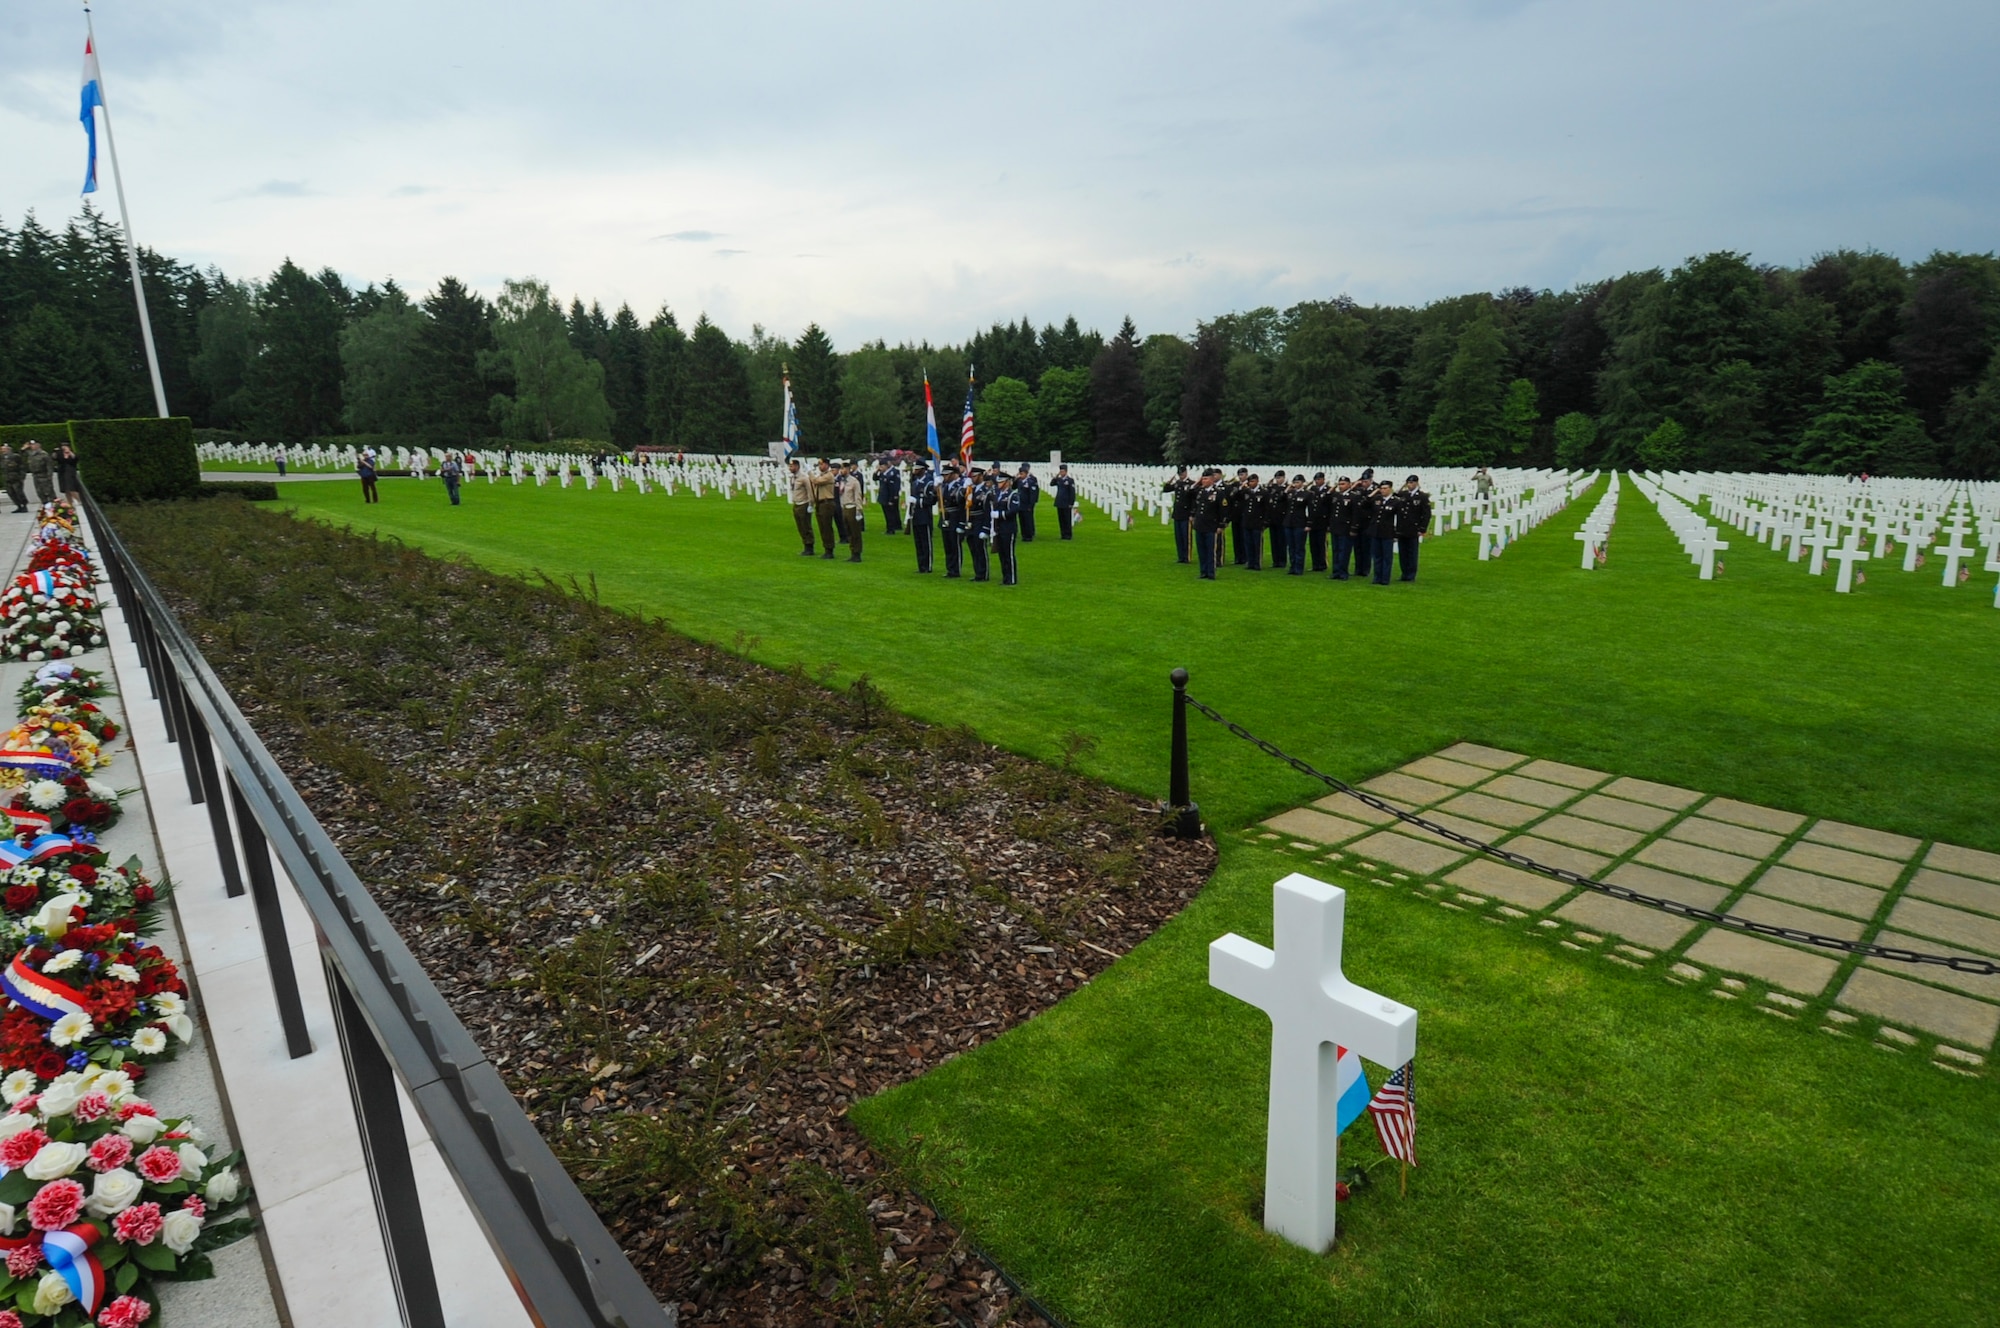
top-left (267, 475), bottom-right (2000, 1325)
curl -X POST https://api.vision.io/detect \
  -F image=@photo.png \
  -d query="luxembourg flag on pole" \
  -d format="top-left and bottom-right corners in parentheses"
top-left (79, 38), bottom-right (103, 195)
top-left (781, 369), bottom-right (801, 457)
top-left (922, 373), bottom-right (942, 477)
top-left (1334, 1044), bottom-right (1373, 1135)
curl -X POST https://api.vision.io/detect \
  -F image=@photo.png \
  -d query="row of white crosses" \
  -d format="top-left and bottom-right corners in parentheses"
top-left (1669, 471), bottom-right (2000, 602)
top-left (1465, 469), bottom-right (1595, 561)
top-left (1573, 471), bottom-right (1621, 569)
top-left (1630, 471), bottom-right (1731, 579)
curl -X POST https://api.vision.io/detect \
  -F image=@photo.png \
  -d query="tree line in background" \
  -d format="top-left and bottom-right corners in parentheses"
top-left (3, 207), bottom-right (1999, 478)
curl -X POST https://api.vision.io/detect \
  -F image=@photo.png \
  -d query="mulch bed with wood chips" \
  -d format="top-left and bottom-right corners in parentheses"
top-left (117, 500), bottom-right (1215, 1328)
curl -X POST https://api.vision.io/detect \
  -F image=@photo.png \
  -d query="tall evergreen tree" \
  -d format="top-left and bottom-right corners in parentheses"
top-left (643, 307), bottom-right (688, 449)
top-left (244, 259), bottom-right (347, 441)
top-left (339, 283), bottom-right (426, 434)
top-left (1088, 318), bottom-right (1146, 461)
top-left (417, 278), bottom-right (497, 446)
top-left (681, 315), bottom-right (757, 452)
top-left (1180, 325), bottom-right (1226, 457)
top-left (1796, 360), bottom-right (1931, 474)
top-left (1140, 334), bottom-right (1191, 456)
top-left (3, 305), bottom-right (110, 422)
top-left (604, 304), bottom-right (648, 451)
top-left (1427, 317), bottom-right (1508, 464)
top-left (791, 323), bottom-right (843, 454)
top-left (1279, 302), bottom-right (1371, 463)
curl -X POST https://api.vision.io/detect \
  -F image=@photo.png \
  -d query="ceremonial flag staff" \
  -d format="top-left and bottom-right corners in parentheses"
top-left (81, 3), bottom-right (170, 417)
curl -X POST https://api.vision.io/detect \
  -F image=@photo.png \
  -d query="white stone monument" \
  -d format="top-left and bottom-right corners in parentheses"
top-left (1210, 873), bottom-right (1417, 1252)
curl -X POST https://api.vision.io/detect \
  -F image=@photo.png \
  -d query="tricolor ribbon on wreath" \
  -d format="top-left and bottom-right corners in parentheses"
top-left (1, 954), bottom-right (92, 1021)
top-left (0, 1223), bottom-right (107, 1316)
top-left (4, 808), bottom-right (52, 834)
top-left (0, 833), bottom-right (86, 870)
top-left (0, 747), bottom-right (63, 776)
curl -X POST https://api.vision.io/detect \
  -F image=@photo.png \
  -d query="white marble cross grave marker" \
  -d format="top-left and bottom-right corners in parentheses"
top-left (1210, 873), bottom-right (1417, 1252)
top-left (1689, 526), bottom-right (1729, 580)
top-left (1936, 529), bottom-right (1977, 586)
top-left (1826, 533), bottom-right (1871, 593)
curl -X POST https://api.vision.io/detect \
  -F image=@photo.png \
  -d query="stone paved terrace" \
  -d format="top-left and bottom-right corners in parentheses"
top-left (1257, 743), bottom-right (2000, 1076)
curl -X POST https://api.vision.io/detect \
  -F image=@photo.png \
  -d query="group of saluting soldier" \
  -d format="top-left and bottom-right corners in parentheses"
top-left (785, 455), bottom-right (1079, 586)
top-left (1162, 466), bottom-right (1433, 583)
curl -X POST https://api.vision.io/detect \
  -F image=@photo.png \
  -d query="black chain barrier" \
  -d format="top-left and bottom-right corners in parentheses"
top-left (1182, 692), bottom-right (2000, 978)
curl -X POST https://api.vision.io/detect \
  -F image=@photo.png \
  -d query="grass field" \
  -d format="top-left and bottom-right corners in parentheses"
top-left (267, 475), bottom-right (2000, 1325)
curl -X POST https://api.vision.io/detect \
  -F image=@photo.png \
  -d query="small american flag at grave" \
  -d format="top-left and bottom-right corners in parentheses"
top-left (1369, 1059), bottom-right (1417, 1167)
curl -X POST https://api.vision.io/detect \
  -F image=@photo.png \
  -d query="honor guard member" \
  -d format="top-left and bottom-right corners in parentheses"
top-left (1226, 468), bottom-right (1250, 563)
top-left (965, 467), bottom-right (995, 582)
top-left (787, 458), bottom-right (817, 555)
top-left (1266, 471), bottom-right (1289, 568)
top-left (1395, 474), bottom-right (1433, 581)
top-left (1015, 464), bottom-right (1042, 541)
top-left (1162, 465), bottom-right (1196, 562)
top-left (1347, 469), bottom-right (1378, 579)
top-left (1191, 469), bottom-right (1226, 579)
top-left (940, 462), bottom-right (968, 577)
top-left (807, 458), bottom-right (841, 559)
top-left (1239, 473), bottom-right (1265, 570)
top-left (1283, 474), bottom-right (1311, 574)
top-left (1328, 477), bottom-right (1356, 579)
top-left (1306, 472), bottom-right (1333, 571)
top-left (993, 472), bottom-right (1023, 584)
top-left (909, 463), bottom-right (938, 572)
top-left (1053, 463), bottom-right (1078, 538)
top-left (1369, 480), bottom-right (1399, 585)
top-left (838, 461), bottom-right (867, 562)
top-left (875, 459), bottom-right (903, 534)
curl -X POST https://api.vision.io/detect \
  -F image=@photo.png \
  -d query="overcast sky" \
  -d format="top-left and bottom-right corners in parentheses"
top-left (3, 1), bottom-right (1995, 348)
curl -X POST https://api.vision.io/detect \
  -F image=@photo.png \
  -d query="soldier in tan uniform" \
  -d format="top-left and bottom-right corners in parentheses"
top-left (806, 459), bottom-right (840, 559)
top-left (787, 458), bottom-right (817, 554)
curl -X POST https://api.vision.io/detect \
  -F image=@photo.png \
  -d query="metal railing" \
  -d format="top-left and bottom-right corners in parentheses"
top-left (82, 490), bottom-right (675, 1328)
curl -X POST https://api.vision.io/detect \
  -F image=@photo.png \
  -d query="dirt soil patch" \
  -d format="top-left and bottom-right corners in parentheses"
top-left (116, 500), bottom-right (1214, 1328)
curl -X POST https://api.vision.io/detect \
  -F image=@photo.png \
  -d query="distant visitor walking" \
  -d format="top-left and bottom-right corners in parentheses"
top-left (57, 445), bottom-right (81, 504)
top-left (440, 453), bottom-right (464, 505)
top-left (358, 450), bottom-right (379, 504)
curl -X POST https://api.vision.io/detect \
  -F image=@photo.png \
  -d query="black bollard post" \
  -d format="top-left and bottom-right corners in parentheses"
top-left (1169, 668), bottom-right (1202, 838)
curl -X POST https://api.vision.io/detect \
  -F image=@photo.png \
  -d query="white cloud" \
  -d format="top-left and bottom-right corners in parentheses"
top-left (2, 0), bottom-right (1995, 348)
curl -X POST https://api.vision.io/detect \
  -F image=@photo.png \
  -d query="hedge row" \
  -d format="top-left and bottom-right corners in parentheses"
top-left (0, 418), bottom-right (199, 502)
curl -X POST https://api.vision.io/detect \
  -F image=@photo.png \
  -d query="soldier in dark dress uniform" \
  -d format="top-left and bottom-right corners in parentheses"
top-left (1267, 471), bottom-right (1289, 568)
top-left (909, 464), bottom-right (937, 572)
top-left (965, 468), bottom-right (994, 582)
top-left (1395, 474), bottom-right (1433, 582)
top-left (875, 460), bottom-right (903, 534)
top-left (1162, 465), bottom-right (1196, 563)
top-left (940, 463), bottom-right (967, 578)
top-left (1307, 473), bottom-right (1333, 572)
top-left (994, 473), bottom-right (1022, 584)
top-left (1241, 474), bottom-right (1265, 570)
top-left (1015, 464), bottom-right (1041, 541)
top-left (1053, 464), bottom-right (1077, 539)
top-left (1191, 469), bottom-right (1226, 580)
top-left (1369, 480), bottom-right (1399, 585)
top-left (1226, 468), bottom-right (1250, 564)
top-left (1283, 474), bottom-right (1311, 575)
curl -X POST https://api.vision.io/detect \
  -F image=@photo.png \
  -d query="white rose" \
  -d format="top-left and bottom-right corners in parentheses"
top-left (176, 1142), bottom-right (207, 1181)
top-left (32, 1271), bottom-right (73, 1316)
top-left (160, 1207), bottom-right (204, 1255)
top-left (0, 1071), bottom-right (33, 1105)
top-left (42, 948), bottom-right (83, 974)
top-left (119, 1113), bottom-right (165, 1144)
top-left (22, 1140), bottom-right (88, 1179)
top-left (0, 1202), bottom-right (14, 1235)
top-left (85, 1167), bottom-right (143, 1217)
top-left (85, 779), bottom-right (114, 801)
top-left (203, 1168), bottom-right (241, 1205)
top-left (0, 1113), bottom-right (36, 1139)
top-left (35, 1078), bottom-right (82, 1117)
top-left (48, 1010), bottom-right (93, 1047)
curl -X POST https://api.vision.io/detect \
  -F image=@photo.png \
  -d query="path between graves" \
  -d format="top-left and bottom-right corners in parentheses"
top-left (1253, 743), bottom-right (2000, 1075)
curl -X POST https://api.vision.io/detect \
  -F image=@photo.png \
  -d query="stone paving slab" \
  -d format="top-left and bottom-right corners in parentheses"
top-left (1479, 773), bottom-right (1576, 808)
top-left (1556, 893), bottom-right (1700, 950)
top-left (1866, 931), bottom-right (2000, 1003)
top-left (1838, 969), bottom-right (2000, 1048)
top-left (1779, 841), bottom-right (1904, 888)
top-left (1502, 834), bottom-right (1612, 876)
top-left (1514, 758), bottom-right (1610, 789)
top-left (1727, 893), bottom-right (1868, 942)
top-left (1439, 790), bottom-right (1546, 828)
top-left (1803, 820), bottom-right (1921, 861)
top-left (1362, 771), bottom-right (1457, 806)
top-left (1684, 930), bottom-right (1840, 995)
top-left (1698, 797), bottom-right (1807, 835)
top-left (1351, 830), bottom-right (1468, 876)
top-left (1927, 842), bottom-right (2000, 884)
top-left (1394, 810), bottom-right (1510, 849)
top-left (1533, 813), bottom-right (1645, 855)
top-left (1568, 793), bottom-right (1677, 832)
top-left (1312, 792), bottom-right (1398, 825)
top-left (1602, 776), bottom-right (1703, 810)
top-left (1262, 807), bottom-right (1371, 844)
top-left (1886, 897), bottom-right (2000, 958)
top-left (1667, 816), bottom-right (1785, 860)
top-left (1906, 868), bottom-right (2000, 919)
top-left (1750, 866), bottom-right (1886, 921)
top-left (1437, 742), bottom-right (1528, 769)
top-left (1445, 858), bottom-right (1572, 910)
top-left (1636, 838), bottom-right (1761, 886)
top-left (1399, 755), bottom-right (1492, 787)
top-left (1605, 863), bottom-right (1731, 911)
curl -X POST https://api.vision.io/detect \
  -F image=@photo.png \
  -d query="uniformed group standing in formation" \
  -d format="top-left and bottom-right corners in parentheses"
top-left (1162, 467), bottom-right (1433, 583)
top-left (786, 456), bottom-right (1078, 586)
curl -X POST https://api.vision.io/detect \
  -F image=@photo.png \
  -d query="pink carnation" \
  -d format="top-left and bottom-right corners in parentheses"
top-left (26, 1177), bottom-right (85, 1231)
top-left (0, 1309), bottom-right (20, 1328)
top-left (0, 1128), bottom-right (48, 1169)
top-left (134, 1146), bottom-right (181, 1184)
top-left (98, 1297), bottom-right (153, 1328)
top-left (2, 1243), bottom-right (38, 1278)
top-left (72, 1091), bottom-right (111, 1123)
top-left (12, 1094), bottom-right (37, 1114)
top-left (87, 1134), bottom-right (133, 1172)
top-left (117, 1102), bottom-right (157, 1122)
top-left (111, 1201), bottom-right (162, 1245)
top-left (181, 1195), bottom-right (205, 1219)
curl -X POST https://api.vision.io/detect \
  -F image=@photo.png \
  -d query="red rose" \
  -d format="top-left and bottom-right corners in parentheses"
top-left (133, 885), bottom-right (154, 904)
top-left (32, 1050), bottom-right (63, 1078)
top-left (68, 863), bottom-right (97, 885)
top-left (2, 886), bottom-right (36, 912)
top-left (101, 724), bottom-right (118, 738)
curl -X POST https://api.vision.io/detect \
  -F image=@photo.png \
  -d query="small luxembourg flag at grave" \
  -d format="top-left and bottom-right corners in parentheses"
top-left (1334, 1044), bottom-right (1372, 1133)
top-left (79, 38), bottom-right (103, 195)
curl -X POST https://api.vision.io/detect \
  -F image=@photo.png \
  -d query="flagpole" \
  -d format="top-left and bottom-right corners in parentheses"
top-left (83, 3), bottom-right (170, 418)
